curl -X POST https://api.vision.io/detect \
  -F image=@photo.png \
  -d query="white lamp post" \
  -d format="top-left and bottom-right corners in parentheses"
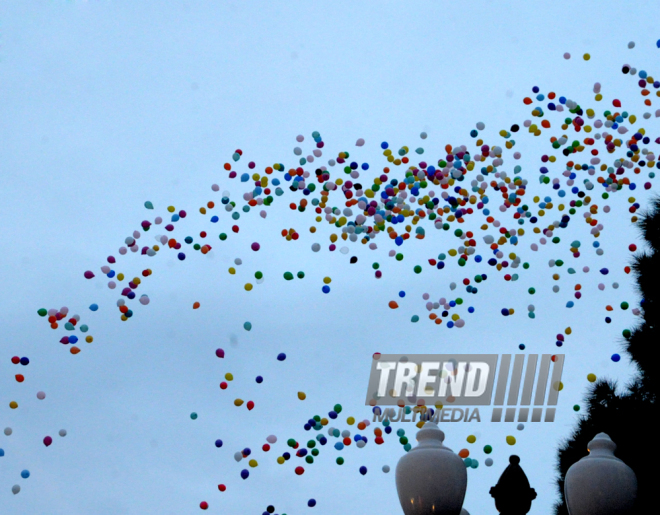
top-left (564, 433), bottom-right (637, 515)
top-left (395, 421), bottom-right (467, 515)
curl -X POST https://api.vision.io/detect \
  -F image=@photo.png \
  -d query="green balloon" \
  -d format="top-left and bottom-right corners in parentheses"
top-left (283, 272), bottom-right (294, 280)
top-left (190, 412), bottom-right (197, 420)
top-left (414, 265), bottom-right (422, 274)
top-left (297, 271), bottom-right (305, 279)
top-left (336, 457), bottom-right (344, 465)
top-left (144, 201), bottom-right (154, 209)
top-left (484, 445), bottom-right (492, 454)
top-left (334, 404), bottom-right (342, 413)
top-left (37, 308), bottom-right (47, 317)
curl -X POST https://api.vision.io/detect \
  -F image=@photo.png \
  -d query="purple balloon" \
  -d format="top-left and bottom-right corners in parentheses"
top-left (216, 349), bottom-right (225, 358)
top-left (84, 271), bottom-right (95, 279)
top-left (43, 436), bottom-right (52, 447)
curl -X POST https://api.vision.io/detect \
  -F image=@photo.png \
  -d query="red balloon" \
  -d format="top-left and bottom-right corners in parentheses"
top-left (262, 444), bottom-right (270, 452)
top-left (247, 401), bottom-right (255, 411)
top-left (295, 466), bottom-right (305, 475)
top-left (200, 501), bottom-right (208, 510)
top-left (218, 484), bottom-right (226, 492)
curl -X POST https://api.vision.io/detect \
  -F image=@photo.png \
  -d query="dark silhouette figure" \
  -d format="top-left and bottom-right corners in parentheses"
top-left (490, 455), bottom-right (537, 515)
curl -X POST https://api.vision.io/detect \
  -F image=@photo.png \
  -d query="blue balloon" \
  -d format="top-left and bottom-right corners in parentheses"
top-left (0, 449), bottom-right (4, 457)
top-left (256, 376), bottom-right (263, 383)
top-left (322, 285), bottom-right (330, 294)
top-left (215, 439), bottom-right (223, 448)
top-left (69, 335), bottom-right (78, 344)
top-left (277, 353), bottom-right (286, 361)
top-left (334, 442), bottom-right (344, 450)
top-left (241, 469), bottom-right (249, 479)
top-left (359, 466), bottom-right (367, 475)
top-left (611, 354), bottom-right (621, 362)
top-left (308, 499), bottom-right (317, 507)
top-left (21, 470), bottom-right (30, 479)
top-left (398, 291), bottom-right (405, 298)
top-left (89, 304), bottom-right (98, 311)
top-left (178, 252), bottom-right (186, 261)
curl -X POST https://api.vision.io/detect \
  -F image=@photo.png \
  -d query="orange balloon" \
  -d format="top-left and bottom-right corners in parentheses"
top-left (388, 301), bottom-right (399, 309)
top-left (458, 448), bottom-right (469, 458)
top-left (70, 347), bottom-right (81, 355)
top-left (193, 302), bottom-right (201, 309)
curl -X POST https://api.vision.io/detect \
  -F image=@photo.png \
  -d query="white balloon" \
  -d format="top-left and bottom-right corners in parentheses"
top-left (266, 435), bottom-right (277, 444)
top-left (12, 485), bottom-right (20, 495)
top-left (59, 429), bottom-right (67, 437)
top-left (36, 391), bottom-right (46, 400)
top-left (382, 465), bottom-right (390, 473)
top-left (234, 452), bottom-right (243, 462)
top-left (356, 138), bottom-right (365, 147)
top-left (4, 427), bottom-right (12, 436)
top-left (485, 458), bottom-right (493, 467)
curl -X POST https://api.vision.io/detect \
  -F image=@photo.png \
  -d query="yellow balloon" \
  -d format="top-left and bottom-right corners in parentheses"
top-left (277, 456), bottom-right (285, 464)
top-left (225, 373), bottom-right (234, 381)
top-left (297, 392), bottom-right (306, 400)
top-left (86, 336), bottom-right (93, 343)
top-left (347, 416), bottom-right (355, 425)
top-left (467, 435), bottom-right (476, 444)
top-left (229, 267), bottom-right (236, 275)
top-left (587, 373), bottom-right (597, 383)
top-left (415, 420), bottom-right (425, 429)
top-left (167, 205), bottom-right (175, 213)
top-left (248, 459), bottom-right (258, 468)
top-left (244, 283), bottom-right (253, 291)
top-left (323, 276), bottom-right (332, 284)
top-left (234, 399), bottom-right (244, 406)
top-left (117, 273), bottom-right (124, 281)
top-left (583, 53), bottom-right (591, 61)
top-left (553, 381), bottom-right (564, 391)
top-left (321, 418), bottom-right (329, 426)
top-left (506, 436), bottom-right (516, 445)
top-left (9, 401), bottom-right (18, 409)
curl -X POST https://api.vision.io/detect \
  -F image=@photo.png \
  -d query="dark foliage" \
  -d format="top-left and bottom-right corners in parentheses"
top-left (553, 196), bottom-right (660, 514)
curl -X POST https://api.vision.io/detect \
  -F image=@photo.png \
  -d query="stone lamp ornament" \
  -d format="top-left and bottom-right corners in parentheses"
top-left (564, 433), bottom-right (637, 515)
top-left (395, 421), bottom-right (467, 515)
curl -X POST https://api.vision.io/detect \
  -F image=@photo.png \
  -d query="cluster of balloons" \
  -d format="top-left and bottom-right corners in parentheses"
top-left (9, 38), bottom-right (659, 507)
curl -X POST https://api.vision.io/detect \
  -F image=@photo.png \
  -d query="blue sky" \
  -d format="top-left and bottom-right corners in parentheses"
top-left (1, 1), bottom-right (657, 513)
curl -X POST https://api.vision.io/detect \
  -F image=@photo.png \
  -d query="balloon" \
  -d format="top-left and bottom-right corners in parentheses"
top-left (215, 439), bottom-right (223, 448)
top-left (21, 470), bottom-right (30, 479)
top-left (277, 353), bottom-right (286, 361)
top-left (190, 412), bottom-right (198, 420)
top-left (241, 469), bottom-right (249, 479)
top-left (359, 466), bottom-right (367, 475)
top-left (4, 427), bottom-right (12, 436)
top-left (84, 271), bottom-right (95, 279)
top-left (247, 400), bottom-right (255, 410)
top-left (193, 302), bottom-right (200, 309)
top-left (200, 501), bottom-right (208, 510)
top-left (267, 435), bottom-right (277, 444)
top-left (251, 242), bottom-right (260, 251)
top-left (59, 429), bottom-right (67, 437)
top-left (234, 452), bottom-right (243, 462)
top-left (382, 465), bottom-right (390, 473)
top-left (244, 321), bottom-right (252, 331)
top-left (12, 485), bottom-right (20, 495)
top-left (89, 304), bottom-right (98, 311)
top-left (37, 391), bottom-right (46, 400)
top-left (506, 436), bottom-right (516, 445)
top-left (144, 201), bottom-right (154, 209)
top-left (587, 373), bottom-right (597, 382)
top-left (298, 392), bottom-right (306, 400)
top-left (43, 436), bottom-right (52, 446)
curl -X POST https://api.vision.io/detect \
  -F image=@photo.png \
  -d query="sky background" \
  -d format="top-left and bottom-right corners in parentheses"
top-left (1, 1), bottom-right (658, 514)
